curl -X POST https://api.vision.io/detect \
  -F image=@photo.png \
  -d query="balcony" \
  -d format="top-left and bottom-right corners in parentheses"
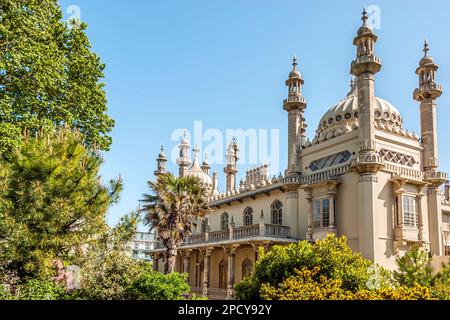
top-left (152, 224), bottom-right (292, 250)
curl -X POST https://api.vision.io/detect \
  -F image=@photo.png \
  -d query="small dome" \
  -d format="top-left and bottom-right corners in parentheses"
top-left (289, 68), bottom-right (301, 79)
top-left (420, 55), bottom-right (435, 66)
top-left (187, 148), bottom-right (212, 186)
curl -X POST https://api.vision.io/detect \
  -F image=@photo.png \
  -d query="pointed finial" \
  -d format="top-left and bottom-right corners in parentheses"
top-left (350, 77), bottom-right (354, 88)
top-left (160, 145), bottom-right (164, 152)
top-left (292, 54), bottom-right (298, 69)
top-left (423, 39), bottom-right (429, 56)
top-left (193, 144), bottom-right (200, 156)
top-left (362, 6), bottom-right (368, 26)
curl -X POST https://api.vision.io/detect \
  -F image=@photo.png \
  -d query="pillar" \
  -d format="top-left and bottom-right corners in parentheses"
top-left (286, 189), bottom-right (299, 238)
top-left (226, 247), bottom-right (237, 300)
top-left (357, 173), bottom-right (378, 261)
top-left (202, 248), bottom-right (212, 297)
top-left (327, 182), bottom-right (337, 229)
top-left (183, 251), bottom-right (191, 283)
top-left (428, 186), bottom-right (444, 256)
top-left (152, 255), bottom-right (159, 272)
top-left (305, 188), bottom-right (313, 240)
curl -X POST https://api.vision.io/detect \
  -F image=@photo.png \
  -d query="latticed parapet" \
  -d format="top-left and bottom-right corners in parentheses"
top-left (424, 171), bottom-right (448, 186)
top-left (351, 152), bottom-right (385, 174)
top-left (413, 83), bottom-right (443, 101)
top-left (283, 95), bottom-right (307, 111)
top-left (350, 55), bottom-right (382, 76)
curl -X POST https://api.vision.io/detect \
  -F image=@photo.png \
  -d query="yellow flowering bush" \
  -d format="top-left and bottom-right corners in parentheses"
top-left (260, 266), bottom-right (433, 300)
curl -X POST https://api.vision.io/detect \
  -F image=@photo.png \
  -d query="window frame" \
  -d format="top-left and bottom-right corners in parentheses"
top-left (402, 194), bottom-right (419, 228)
top-left (243, 207), bottom-right (253, 226)
top-left (313, 197), bottom-right (330, 229)
top-left (271, 200), bottom-right (283, 225)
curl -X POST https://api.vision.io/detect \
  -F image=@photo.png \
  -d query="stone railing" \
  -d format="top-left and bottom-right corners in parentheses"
top-left (265, 224), bottom-right (290, 238)
top-left (384, 164), bottom-right (424, 181)
top-left (151, 224), bottom-right (292, 250)
top-left (208, 229), bottom-right (229, 242)
top-left (301, 164), bottom-right (351, 185)
top-left (233, 224), bottom-right (260, 239)
top-left (424, 171), bottom-right (448, 182)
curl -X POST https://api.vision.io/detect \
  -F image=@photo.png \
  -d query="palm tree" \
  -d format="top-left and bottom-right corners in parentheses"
top-left (141, 173), bottom-right (210, 274)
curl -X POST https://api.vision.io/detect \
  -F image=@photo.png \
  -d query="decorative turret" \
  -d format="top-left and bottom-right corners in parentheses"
top-left (414, 41), bottom-right (446, 183)
top-left (154, 145), bottom-right (168, 176)
top-left (350, 7), bottom-right (382, 76)
top-left (350, 8), bottom-right (383, 170)
top-left (201, 154), bottom-right (211, 175)
top-left (176, 130), bottom-right (192, 177)
top-left (224, 138), bottom-right (239, 192)
top-left (283, 55), bottom-right (307, 175)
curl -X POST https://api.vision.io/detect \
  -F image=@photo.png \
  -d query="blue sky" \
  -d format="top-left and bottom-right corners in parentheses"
top-left (58, 0), bottom-right (450, 230)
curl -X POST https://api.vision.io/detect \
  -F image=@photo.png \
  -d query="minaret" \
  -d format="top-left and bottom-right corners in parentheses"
top-left (201, 154), bottom-right (211, 175)
top-left (154, 145), bottom-right (168, 176)
top-left (176, 131), bottom-right (192, 177)
top-left (350, 8), bottom-right (384, 262)
top-left (224, 138), bottom-right (239, 192)
top-left (350, 7), bottom-right (382, 156)
top-left (283, 55), bottom-right (307, 175)
top-left (413, 41), bottom-right (447, 256)
top-left (413, 41), bottom-right (443, 173)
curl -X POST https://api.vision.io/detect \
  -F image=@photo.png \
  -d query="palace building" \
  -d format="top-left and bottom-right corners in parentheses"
top-left (149, 9), bottom-right (450, 299)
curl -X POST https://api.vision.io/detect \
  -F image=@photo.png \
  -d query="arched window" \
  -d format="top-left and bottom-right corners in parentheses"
top-left (243, 207), bottom-right (253, 226)
top-left (242, 259), bottom-right (253, 278)
top-left (271, 200), bottom-right (283, 225)
top-left (220, 212), bottom-right (229, 230)
top-left (201, 218), bottom-right (208, 233)
top-left (218, 259), bottom-right (228, 289)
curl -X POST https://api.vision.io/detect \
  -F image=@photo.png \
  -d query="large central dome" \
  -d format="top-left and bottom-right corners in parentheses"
top-left (307, 81), bottom-right (418, 145)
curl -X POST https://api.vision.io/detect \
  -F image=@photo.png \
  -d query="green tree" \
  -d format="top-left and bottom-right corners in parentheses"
top-left (235, 235), bottom-right (392, 300)
top-left (125, 265), bottom-right (190, 300)
top-left (394, 245), bottom-right (433, 287)
top-left (141, 173), bottom-right (210, 274)
top-left (0, 0), bottom-right (114, 152)
top-left (0, 128), bottom-right (121, 281)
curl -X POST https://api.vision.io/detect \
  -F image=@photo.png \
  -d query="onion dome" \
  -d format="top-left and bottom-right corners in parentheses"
top-left (187, 145), bottom-right (213, 187)
top-left (315, 78), bottom-right (403, 141)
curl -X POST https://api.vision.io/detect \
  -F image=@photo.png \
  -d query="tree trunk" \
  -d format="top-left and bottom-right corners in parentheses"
top-left (164, 244), bottom-right (178, 274)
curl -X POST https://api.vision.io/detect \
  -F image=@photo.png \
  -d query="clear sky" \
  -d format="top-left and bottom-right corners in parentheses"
top-left (58, 0), bottom-right (450, 230)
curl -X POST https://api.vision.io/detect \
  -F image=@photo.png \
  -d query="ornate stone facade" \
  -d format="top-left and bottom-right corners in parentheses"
top-left (149, 9), bottom-right (450, 299)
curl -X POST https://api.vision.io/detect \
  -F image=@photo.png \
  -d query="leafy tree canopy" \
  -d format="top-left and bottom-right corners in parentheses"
top-left (0, 128), bottom-right (121, 282)
top-left (0, 0), bottom-right (114, 153)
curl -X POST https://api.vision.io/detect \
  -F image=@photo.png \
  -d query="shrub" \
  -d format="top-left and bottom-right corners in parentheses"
top-left (260, 266), bottom-right (432, 300)
top-left (125, 266), bottom-right (190, 300)
top-left (236, 234), bottom-right (391, 299)
top-left (17, 279), bottom-right (66, 300)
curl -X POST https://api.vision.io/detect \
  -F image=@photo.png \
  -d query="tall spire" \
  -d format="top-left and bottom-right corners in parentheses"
top-left (361, 6), bottom-right (368, 26)
top-left (283, 55), bottom-right (307, 175)
top-left (154, 145), bottom-right (168, 176)
top-left (423, 39), bottom-right (429, 57)
top-left (176, 130), bottom-right (192, 177)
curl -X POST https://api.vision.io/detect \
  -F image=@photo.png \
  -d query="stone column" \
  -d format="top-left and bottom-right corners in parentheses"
top-left (427, 186), bottom-right (444, 256)
top-left (183, 251), bottom-right (191, 283)
top-left (357, 173), bottom-right (378, 261)
top-left (152, 254), bottom-right (159, 272)
top-left (226, 247), bottom-right (237, 300)
top-left (327, 182), bottom-right (337, 229)
top-left (416, 191), bottom-right (425, 243)
top-left (305, 188), bottom-right (313, 241)
top-left (202, 248), bottom-right (212, 297)
top-left (286, 189), bottom-right (299, 238)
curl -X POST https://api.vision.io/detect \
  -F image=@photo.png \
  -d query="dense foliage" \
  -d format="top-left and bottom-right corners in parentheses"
top-left (0, 0), bottom-right (114, 153)
top-left (236, 236), bottom-right (450, 300)
top-left (394, 245), bottom-right (450, 299)
top-left (125, 266), bottom-right (190, 300)
top-left (260, 267), bottom-right (432, 300)
top-left (141, 173), bottom-right (210, 274)
top-left (0, 129), bottom-right (121, 282)
top-left (235, 235), bottom-right (391, 300)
